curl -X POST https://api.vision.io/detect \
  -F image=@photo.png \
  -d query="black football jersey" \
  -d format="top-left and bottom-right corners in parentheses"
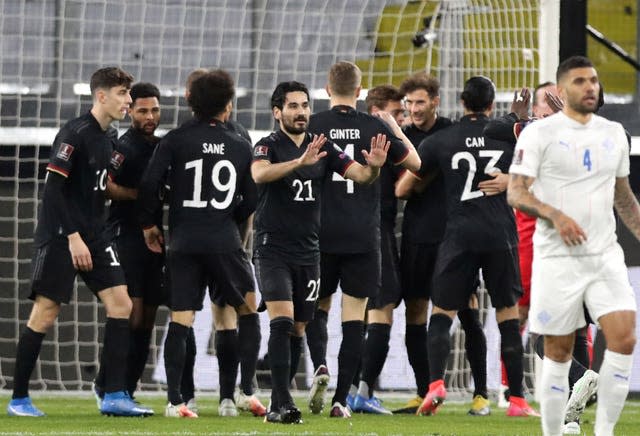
top-left (138, 119), bottom-right (255, 253)
top-left (106, 127), bottom-right (161, 239)
top-left (227, 119), bottom-right (252, 143)
top-left (253, 129), bottom-right (354, 264)
top-left (34, 112), bottom-right (115, 245)
top-left (417, 114), bottom-right (517, 249)
top-left (401, 117), bottom-right (453, 244)
top-left (309, 106), bottom-right (409, 253)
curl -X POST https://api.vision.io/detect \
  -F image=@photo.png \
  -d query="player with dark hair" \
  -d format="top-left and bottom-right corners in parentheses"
top-left (92, 82), bottom-right (163, 407)
top-left (7, 67), bottom-right (152, 417)
top-left (509, 55), bottom-right (639, 436)
top-left (183, 68), bottom-right (266, 417)
top-left (303, 62), bottom-right (419, 418)
top-left (485, 83), bottom-right (613, 433)
top-left (399, 76), bottom-right (537, 418)
top-left (252, 80), bottom-right (389, 423)
top-left (394, 72), bottom-right (491, 415)
top-left (138, 69), bottom-right (258, 419)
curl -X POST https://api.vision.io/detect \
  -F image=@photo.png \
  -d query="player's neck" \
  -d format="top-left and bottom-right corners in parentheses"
top-left (562, 107), bottom-right (593, 125)
top-left (90, 107), bottom-right (115, 131)
top-left (330, 96), bottom-right (356, 110)
top-left (282, 130), bottom-right (306, 147)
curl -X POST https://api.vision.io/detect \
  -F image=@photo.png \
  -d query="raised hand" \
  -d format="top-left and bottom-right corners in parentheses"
top-left (373, 111), bottom-right (401, 134)
top-left (363, 133), bottom-right (390, 168)
top-left (545, 91), bottom-right (564, 114)
top-left (297, 134), bottom-right (328, 166)
top-left (510, 87), bottom-right (531, 120)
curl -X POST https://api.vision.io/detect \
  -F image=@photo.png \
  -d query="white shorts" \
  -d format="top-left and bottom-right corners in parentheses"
top-left (529, 243), bottom-right (636, 335)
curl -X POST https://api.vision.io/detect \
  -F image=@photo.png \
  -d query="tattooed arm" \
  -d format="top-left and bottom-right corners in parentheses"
top-left (614, 177), bottom-right (640, 241)
top-left (507, 173), bottom-right (587, 246)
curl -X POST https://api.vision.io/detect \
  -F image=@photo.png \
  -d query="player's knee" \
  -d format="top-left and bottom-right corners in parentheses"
top-left (317, 297), bottom-right (331, 312)
top-left (609, 332), bottom-right (636, 355)
top-left (405, 298), bottom-right (428, 324)
top-left (293, 321), bottom-right (306, 337)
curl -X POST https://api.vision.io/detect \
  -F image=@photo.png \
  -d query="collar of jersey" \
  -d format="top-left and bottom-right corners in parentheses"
top-left (331, 104), bottom-right (357, 115)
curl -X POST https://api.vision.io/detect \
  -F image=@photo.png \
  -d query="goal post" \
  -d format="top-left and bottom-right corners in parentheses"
top-left (1, 0), bottom-right (551, 397)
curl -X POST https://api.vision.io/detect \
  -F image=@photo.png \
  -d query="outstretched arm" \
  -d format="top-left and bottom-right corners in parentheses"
top-left (251, 134), bottom-right (327, 183)
top-left (508, 173), bottom-right (587, 246)
top-left (373, 111), bottom-right (421, 171)
top-left (344, 133), bottom-right (390, 184)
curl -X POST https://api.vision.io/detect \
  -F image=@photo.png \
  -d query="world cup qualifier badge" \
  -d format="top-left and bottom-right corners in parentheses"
top-left (110, 151), bottom-right (125, 170)
top-left (254, 145), bottom-right (269, 157)
top-left (56, 143), bottom-right (74, 161)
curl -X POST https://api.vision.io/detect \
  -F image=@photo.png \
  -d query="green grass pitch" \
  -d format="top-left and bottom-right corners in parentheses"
top-left (1, 394), bottom-right (639, 435)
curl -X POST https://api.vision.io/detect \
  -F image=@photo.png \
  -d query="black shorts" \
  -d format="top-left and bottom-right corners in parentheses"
top-left (319, 250), bottom-right (381, 300)
top-left (209, 251), bottom-right (255, 307)
top-left (254, 256), bottom-right (320, 323)
top-left (166, 249), bottom-right (254, 312)
top-left (30, 237), bottom-right (126, 304)
top-left (368, 223), bottom-right (402, 310)
top-left (400, 241), bottom-right (439, 302)
top-left (432, 241), bottom-right (522, 311)
top-left (115, 234), bottom-right (165, 306)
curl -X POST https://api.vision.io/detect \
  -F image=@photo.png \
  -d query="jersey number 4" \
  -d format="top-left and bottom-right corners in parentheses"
top-left (451, 150), bottom-right (503, 201)
top-left (183, 158), bottom-right (237, 209)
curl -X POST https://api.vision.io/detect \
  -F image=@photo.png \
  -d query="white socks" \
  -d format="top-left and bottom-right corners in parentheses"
top-left (595, 350), bottom-right (633, 436)
top-left (540, 358), bottom-right (571, 436)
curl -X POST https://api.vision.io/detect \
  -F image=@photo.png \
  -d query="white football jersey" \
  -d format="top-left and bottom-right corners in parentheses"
top-left (509, 111), bottom-right (629, 257)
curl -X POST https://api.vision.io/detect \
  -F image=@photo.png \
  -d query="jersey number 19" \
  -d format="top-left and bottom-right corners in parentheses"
top-left (183, 158), bottom-right (237, 209)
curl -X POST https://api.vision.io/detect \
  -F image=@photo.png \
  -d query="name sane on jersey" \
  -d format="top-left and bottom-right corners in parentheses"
top-left (202, 142), bottom-right (225, 154)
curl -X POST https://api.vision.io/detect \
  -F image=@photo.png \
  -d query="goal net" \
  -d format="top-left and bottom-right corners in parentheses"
top-left (0, 0), bottom-right (542, 397)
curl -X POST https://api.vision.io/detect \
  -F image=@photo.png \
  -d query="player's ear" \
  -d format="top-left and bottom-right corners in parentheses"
top-left (94, 88), bottom-right (106, 104)
top-left (355, 86), bottom-right (361, 99)
top-left (272, 106), bottom-right (281, 121)
top-left (433, 95), bottom-right (441, 107)
top-left (325, 84), bottom-right (332, 98)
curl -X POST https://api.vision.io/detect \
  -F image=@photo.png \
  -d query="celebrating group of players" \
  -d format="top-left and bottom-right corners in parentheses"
top-left (7, 55), bottom-right (640, 436)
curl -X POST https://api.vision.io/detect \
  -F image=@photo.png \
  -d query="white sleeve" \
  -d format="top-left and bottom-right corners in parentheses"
top-left (509, 122), bottom-right (541, 179)
top-left (615, 125), bottom-right (630, 178)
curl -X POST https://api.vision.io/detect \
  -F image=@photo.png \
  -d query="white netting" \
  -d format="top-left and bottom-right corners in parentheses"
top-left (0, 0), bottom-right (542, 395)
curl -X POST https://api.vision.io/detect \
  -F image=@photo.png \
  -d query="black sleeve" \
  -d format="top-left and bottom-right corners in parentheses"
top-left (483, 113), bottom-right (519, 142)
top-left (233, 170), bottom-right (257, 224)
top-left (416, 136), bottom-right (440, 177)
top-left (228, 120), bottom-right (252, 144)
top-left (138, 139), bottom-right (172, 228)
top-left (43, 172), bottom-right (79, 235)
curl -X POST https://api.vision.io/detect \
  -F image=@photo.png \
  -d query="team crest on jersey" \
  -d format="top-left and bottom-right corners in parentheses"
top-left (254, 145), bottom-right (269, 157)
top-left (56, 143), bottom-right (74, 161)
top-left (513, 149), bottom-right (524, 165)
top-left (110, 151), bottom-right (125, 170)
